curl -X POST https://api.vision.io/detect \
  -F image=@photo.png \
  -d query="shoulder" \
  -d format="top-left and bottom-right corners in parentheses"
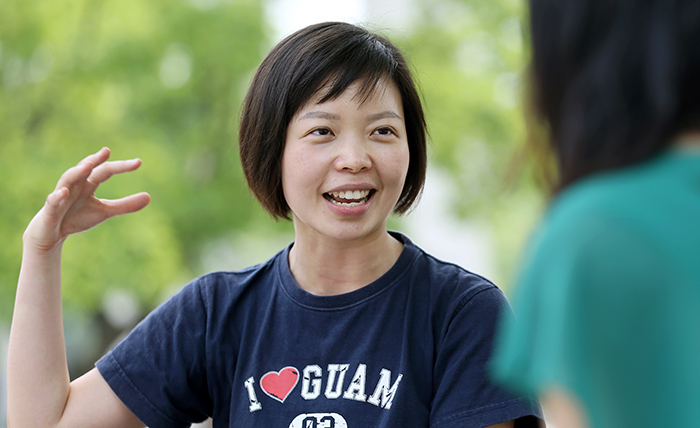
top-left (530, 165), bottom-right (652, 268)
top-left (195, 247), bottom-right (282, 287)
top-left (544, 151), bottom-right (690, 238)
top-left (398, 232), bottom-right (509, 318)
top-left (539, 151), bottom-right (700, 261)
top-left (165, 247), bottom-right (285, 312)
top-left (512, 155), bottom-right (687, 324)
top-left (531, 152), bottom-right (691, 267)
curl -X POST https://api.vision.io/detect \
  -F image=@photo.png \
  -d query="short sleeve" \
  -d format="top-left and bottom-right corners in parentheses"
top-left (430, 286), bottom-right (541, 428)
top-left (491, 209), bottom-right (700, 427)
top-left (96, 280), bottom-right (212, 428)
top-left (489, 218), bottom-right (586, 397)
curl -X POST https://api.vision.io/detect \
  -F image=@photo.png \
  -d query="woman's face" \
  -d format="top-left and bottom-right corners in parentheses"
top-left (281, 77), bottom-right (410, 246)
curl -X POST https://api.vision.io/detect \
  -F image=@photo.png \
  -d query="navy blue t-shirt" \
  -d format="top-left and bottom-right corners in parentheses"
top-left (97, 233), bottom-right (540, 427)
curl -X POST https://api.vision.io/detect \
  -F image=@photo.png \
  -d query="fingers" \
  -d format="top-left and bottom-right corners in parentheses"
top-left (27, 149), bottom-right (148, 250)
top-left (77, 147), bottom-right (111, 169)
top-left (54, 148), bottom-right (142, 195)
top-left (42, 187), bottom-right (70, 220)
top-left (46, 148), bottom-right (146, 220)
top-left (46, 187), bottom-right (69, 207)
top-left (88, 158), bottom-right (143, 186)
top-left (54, 162), bottom-right (92, 194)
top-left (101, 192), bottom-right (151, 217)
top-left (53, 147), bottom-right (109, 193)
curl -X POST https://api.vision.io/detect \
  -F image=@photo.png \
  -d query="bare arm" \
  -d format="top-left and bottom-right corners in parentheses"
top-left (541, 387), bottom-right (589, 428)
top-left (485, 421), bottom-right (515, 428)
top-left (8, 148), bottom-right (149, 428)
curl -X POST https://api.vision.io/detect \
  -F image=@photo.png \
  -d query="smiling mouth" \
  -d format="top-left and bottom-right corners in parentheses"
top-left (324, 189), bottom-right (374, 207)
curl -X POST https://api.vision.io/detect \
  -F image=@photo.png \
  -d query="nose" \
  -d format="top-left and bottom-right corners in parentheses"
top-left (333, 137), bottom-right (372, 173)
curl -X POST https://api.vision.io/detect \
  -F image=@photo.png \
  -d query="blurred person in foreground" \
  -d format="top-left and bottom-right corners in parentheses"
top-left (8, 22), bottom-right (540, 428)
top-left (490, 0), bottom-right (700, 427)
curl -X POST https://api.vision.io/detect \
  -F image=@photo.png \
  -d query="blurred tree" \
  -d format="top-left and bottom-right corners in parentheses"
top-left (0, 0), bottom-right (548, 325)
top-left (394, 0), bottom-right (546, 287)
top-left (0, 0), bottom-right (271, 320)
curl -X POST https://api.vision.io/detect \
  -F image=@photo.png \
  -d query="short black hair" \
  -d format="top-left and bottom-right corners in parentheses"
top-left (239, 21), bottom-right (427, 219)
top-left (527, 0), bottom-right (700, 190)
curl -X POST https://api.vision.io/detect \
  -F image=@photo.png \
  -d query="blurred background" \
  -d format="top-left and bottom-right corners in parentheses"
top-left (0, 0), bottom-right (547, 425)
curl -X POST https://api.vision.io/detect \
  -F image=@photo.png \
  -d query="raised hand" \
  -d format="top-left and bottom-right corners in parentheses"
top-left (24, 147), bottom-right (151, 252)
top-left (9, 146), bottom-right (151, 428)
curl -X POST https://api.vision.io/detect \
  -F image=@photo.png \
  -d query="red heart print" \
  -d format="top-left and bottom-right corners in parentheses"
top-left (260, 366), bottom-right (299, 403)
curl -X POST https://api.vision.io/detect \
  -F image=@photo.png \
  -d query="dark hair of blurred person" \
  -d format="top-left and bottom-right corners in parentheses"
top-left (492, 1), bottom-right (700, 427)
top-left (528, 0), bottom-right (700, 191)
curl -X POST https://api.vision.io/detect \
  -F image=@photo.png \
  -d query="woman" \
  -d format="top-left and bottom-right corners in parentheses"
top-left (8, 22), bottom-right (540, 427)
top-left (491, 1), bottom-right (700, 427)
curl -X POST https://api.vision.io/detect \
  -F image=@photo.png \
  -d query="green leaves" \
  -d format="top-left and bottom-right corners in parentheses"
top-left (0, 0), bottom-right (267, 319)
top-left (391, 0), bottom-right (545, 286)
top-left (0, 0), bottom-right (546, 318)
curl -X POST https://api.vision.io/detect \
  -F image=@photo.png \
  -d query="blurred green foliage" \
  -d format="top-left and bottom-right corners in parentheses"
top-left (0, 0), bottom-right (545, 321)
top-left (398, 0), bottom-right (545, 285)
top-left (0, 0), bottom-right (277, 318)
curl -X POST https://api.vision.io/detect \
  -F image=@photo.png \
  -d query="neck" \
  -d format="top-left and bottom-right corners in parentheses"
top-left (288, 230), bottom-right (403, 296)
top-left (674, 131), bottom-right (700, 150)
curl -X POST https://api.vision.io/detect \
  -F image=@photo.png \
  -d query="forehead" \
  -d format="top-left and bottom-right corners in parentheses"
top-left (294, 76), bottom-right (403, 117)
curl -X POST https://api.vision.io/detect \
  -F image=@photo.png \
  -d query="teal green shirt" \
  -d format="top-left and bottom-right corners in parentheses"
top-left (491, 150), bottom-right (700, 427)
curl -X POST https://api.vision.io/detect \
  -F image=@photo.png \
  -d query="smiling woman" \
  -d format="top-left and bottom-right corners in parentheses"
top-left (239, 22), bottom-right (427, 222)
top-left (285, 81), bottom-right (407, 228)
top-left (8, 21), bottom-right (541, 428)
top-left (282, 78), bottom-right (410, 294)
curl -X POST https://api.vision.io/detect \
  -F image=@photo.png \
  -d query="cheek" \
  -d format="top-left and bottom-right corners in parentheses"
top-left (385, 145), bottom-right (410, 187)
top-left (280, 149), bottom-right (298, 198)
top-left (281, 145), bottom-right (318, 197)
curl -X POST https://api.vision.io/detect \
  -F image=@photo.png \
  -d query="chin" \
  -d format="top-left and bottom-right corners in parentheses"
top-left (327, 224), bottom-right (387, 244)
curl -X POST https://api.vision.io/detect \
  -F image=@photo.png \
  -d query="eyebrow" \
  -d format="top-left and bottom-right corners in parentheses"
top-left (365, 111), bottom-right (402, 122)
top-left (298, 110), bottom-right (402, 122)
top-left (298, 111), bottom-right (341, 121)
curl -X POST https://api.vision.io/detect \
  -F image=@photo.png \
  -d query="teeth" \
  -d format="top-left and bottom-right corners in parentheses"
top-left (326, 189), bottom-right (372, 207)
top-left (330, 199), bottom-right (365, 207)
top-left (330, 190), bottom-right (370, 200)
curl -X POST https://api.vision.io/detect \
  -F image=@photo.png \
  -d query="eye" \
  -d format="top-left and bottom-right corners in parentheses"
top-left (311, 127), bottom-right (333, 136)
top-left (372, 127), bottom-right (396, 137)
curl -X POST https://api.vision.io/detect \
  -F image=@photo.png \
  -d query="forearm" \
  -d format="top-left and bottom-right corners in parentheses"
top-left (7, 148), bottom-right (150, 428)
top-left (8, 241), bottom-right (71, 427)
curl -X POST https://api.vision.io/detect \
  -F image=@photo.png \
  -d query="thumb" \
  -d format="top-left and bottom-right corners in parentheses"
top-left (103, 192), bottom-right (151, 218)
